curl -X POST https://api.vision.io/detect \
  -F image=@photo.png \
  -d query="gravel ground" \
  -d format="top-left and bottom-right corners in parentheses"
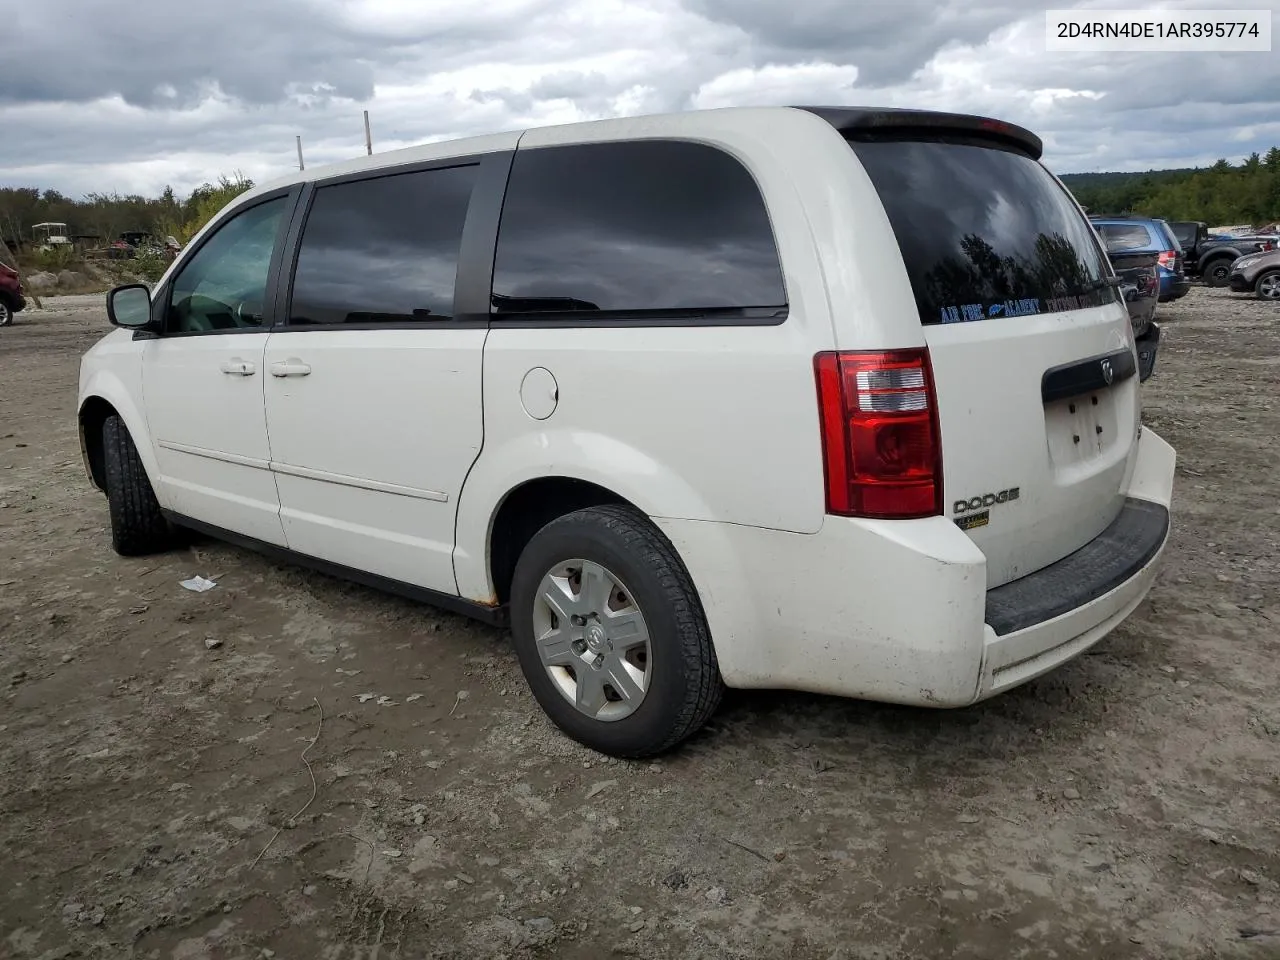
top-left (1, 287), bottom-right (1278, 960)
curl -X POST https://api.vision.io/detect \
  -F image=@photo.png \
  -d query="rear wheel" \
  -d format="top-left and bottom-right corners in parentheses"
top-left (103, 415), bottom-right (172, 556)
top-left (0, 298), bottom-right (13, 327)
top-left (1204, 258), bottom-right (1233, 287)
top-left (1256, 269), bottom-right (1280, 301)
top-left (509, 504), bottom-right (723, 758)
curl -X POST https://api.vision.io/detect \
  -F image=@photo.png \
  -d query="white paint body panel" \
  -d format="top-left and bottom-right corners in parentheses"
top-left (77, 105), bottom-right (1178, 710)
top-left (262, 328), bottom-right (486, 592)
top-left (924, 308), bottom-right (1138, 588)
top-left (141, 333), bottom-right (286, 546)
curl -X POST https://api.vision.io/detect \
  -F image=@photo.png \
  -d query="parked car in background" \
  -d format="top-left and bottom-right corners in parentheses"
top-left (1099, 239), bottom-right (1161, 382)
top-left (1228, 248), bottom-right (1280, 301)
top-left (0, 261), bottom-right (26, 326)
top-left (1090, 217), bottom-right (1189, 302)
top-left (1168, 220), bottom-right (1208, 260)
top-left (1191, 233), bottom-right (1276, 287)
top-left (78, 105), bottom-right (1177, 757)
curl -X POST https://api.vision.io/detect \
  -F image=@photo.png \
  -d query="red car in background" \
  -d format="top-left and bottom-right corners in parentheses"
top-left (0, 262), bottom-right (25, 326)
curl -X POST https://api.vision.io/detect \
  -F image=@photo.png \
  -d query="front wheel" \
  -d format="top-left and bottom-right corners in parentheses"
top-left (509, 504), bottom-right (723, 758)
top-left (1204, 259), bottom-right (1232, 287)
top-left (1256, 269), bottom-right (1280, 301)
top-left (103, 415), bottom-right (173, 556)
top-left (0, 298), bottom-right (13, 327)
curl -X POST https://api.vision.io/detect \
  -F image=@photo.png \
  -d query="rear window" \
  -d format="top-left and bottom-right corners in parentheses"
top-left (1098, 223), bottom-right (1155, 251)
top-left (848, 139), bottom-right (1115, 326)
top-left (1170, 222), bottom-right (1198, 246)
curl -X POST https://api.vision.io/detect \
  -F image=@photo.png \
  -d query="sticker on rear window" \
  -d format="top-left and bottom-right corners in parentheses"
top-left (941, 298), bottom-right (1041, 323)
top-left (941, 289), bottom-right (1113, 324)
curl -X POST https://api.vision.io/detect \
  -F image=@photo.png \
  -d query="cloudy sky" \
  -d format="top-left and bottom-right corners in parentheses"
top-left (2, 0), bottom-right (1277, 198)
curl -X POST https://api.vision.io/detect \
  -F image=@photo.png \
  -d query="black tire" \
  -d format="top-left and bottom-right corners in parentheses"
top-left (103, 414), bottom-right (172, 556)
top-left (0, 297), bottom-right (13, 327)
top-left (1203, 258), bottom-right (1233, 288)
top-left (1255, 269), bottom-right (1280, 302)
top-left (509, 504), bottom-right (723, 758)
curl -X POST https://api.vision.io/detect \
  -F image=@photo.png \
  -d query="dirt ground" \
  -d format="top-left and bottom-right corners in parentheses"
top-left (1, 288), bottom-right (1278, 960)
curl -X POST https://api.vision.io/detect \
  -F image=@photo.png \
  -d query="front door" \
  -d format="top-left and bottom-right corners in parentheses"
top-left (142, 192), bottom-right (295, 545)
top-left (262, 161), bottom-right (489, 593)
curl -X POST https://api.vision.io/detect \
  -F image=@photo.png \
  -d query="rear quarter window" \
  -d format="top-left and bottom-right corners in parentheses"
top-left (490, 140), bottom-right (786, 320)
top-left (848, 138), bottom-right (1116, 325)
top-left (1154, 221), bottom-right (1180, 251)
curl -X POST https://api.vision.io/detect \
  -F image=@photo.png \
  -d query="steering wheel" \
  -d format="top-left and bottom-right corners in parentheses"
top-left (235, 299), bottom-right (265, 326)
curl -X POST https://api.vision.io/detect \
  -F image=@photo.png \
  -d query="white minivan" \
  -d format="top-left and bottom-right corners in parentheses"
top-left (78, 106), bottom-right (1176, 757)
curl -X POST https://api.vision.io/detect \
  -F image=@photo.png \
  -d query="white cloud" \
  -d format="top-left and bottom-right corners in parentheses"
top-left (0, 0), bottom-right (1276, 196)
top-left (692, 63), bottom-right (861, 110)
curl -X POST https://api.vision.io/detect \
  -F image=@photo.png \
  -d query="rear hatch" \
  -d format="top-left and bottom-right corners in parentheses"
top-left (840, 120), bottom-right (1139, 588)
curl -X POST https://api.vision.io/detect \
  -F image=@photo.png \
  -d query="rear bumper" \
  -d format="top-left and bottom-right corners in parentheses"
top-left (1158, 276), bottom-right (1190, 301)
top-left (655, 427), bottom-right (1176, 707)
top-left (977, 496), bottom-right (1168, 698)
top-left (1, 291), bottom-right (24, 312)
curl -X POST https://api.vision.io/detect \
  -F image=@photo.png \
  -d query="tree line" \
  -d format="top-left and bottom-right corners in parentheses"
top-left (0, 174), bottom-right (255, 252)
top-left (1061, 147), bottom-right (1280, 226)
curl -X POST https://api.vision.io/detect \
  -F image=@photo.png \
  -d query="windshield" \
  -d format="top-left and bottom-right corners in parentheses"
top-left (848, 138), bottom-right (1114, 326)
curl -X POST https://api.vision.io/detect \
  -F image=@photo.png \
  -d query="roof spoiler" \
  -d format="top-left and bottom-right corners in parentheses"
top-left (794, 106), bottom-right (1043, 161)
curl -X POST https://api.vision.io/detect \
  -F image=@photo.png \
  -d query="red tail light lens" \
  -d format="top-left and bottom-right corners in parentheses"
top-left (1262, 241), bottom-right (1275, 252)
top-left (814, 349), bottom-right (943, 519)
top-left (1157, 250), bottom-right (1177, 267)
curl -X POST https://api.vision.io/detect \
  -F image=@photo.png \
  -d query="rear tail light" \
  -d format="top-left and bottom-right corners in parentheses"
top-left (1157, 250), bottom-right (1177, 267)
top-left (1262, 241), bottom-right (1275, 252)
top-left (814, 349), bottom-right (943, 520)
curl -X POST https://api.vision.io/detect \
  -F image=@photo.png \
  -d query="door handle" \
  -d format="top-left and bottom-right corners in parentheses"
top-left (220, 358), bottom-right (255, 376)
top-left (270, 359), bottom-right (312, 378)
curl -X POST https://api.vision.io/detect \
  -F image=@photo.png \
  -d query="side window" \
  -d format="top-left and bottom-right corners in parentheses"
top-left (491, 140), bottom-right (786, 318)
top-left (168, 196), bottom-right (288, 333)
top-left (288, 164), bottom-right (478, 325)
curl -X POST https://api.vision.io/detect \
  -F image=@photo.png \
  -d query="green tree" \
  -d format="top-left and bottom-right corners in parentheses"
top-left (1063, 146), bottom-right (1280, 224)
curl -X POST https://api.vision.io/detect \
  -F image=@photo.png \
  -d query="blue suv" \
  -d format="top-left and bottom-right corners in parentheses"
top-left (1089, 217), bottom-right (1191, 303)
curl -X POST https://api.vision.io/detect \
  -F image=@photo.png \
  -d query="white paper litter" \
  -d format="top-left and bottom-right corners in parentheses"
top-left (180, 576), bottom-right (217, 593)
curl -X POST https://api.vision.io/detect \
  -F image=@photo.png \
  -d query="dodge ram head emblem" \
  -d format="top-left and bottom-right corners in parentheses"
top-left (1101, 358), bottom-right (1114, 385)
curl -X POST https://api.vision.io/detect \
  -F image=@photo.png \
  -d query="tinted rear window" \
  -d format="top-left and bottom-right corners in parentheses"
top-left (1097, 223), bottom-right (1155, 251)
top-left (491, 140), bottom-right (786, 319)
top-left (848, 139), bottom-right (1114, 325)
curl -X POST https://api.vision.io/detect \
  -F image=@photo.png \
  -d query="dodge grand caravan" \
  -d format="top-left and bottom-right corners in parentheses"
top-left (78, 106), bottom-right (1176, 758)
